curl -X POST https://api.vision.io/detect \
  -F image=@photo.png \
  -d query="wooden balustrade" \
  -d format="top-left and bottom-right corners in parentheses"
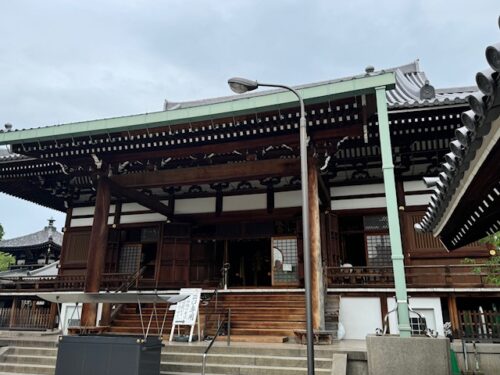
top-left (0, 272), bottom-right (135, 292)
top-left (458, 310), bottom-right (500, 342)
top-left (0, 305), bottom-right (54, 330)
top-left (326, 264), bottom-right (493, 288)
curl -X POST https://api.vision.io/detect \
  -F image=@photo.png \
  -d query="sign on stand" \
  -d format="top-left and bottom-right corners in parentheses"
top-left (169, 288), bottom-right (202, 342)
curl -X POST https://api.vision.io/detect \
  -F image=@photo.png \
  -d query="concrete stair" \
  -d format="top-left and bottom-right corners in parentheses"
top-left (0, 340), bottom-right (57, 375)
top-left (161, 342), bottom-right (346, 375)
top-left (0, 338), bottom-right (359, 375)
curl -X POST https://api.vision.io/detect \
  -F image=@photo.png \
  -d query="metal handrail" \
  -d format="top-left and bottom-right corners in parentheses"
top-left (201, 308), bottom-right (230, 375)
top-left (114, 266), bottom-right (146, 293)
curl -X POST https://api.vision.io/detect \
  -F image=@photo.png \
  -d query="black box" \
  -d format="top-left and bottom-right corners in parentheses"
top-left (55, 335), bottom-right (162, 375)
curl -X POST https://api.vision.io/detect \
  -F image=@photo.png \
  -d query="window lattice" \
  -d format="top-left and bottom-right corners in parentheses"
top-left (118, 244), bottom-right (142, 274)
top-left (410, 316), bottom-right (427, 335)
top-left (366, 234), bottom-right (392, 266)
top-left (272, 237), bottom-right (298, 284)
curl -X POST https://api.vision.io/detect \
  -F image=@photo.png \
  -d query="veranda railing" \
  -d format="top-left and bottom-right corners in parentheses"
top-left (458, 310), bottom-right (500, 342)
top-left (326, 264), bottom-right (495, 288)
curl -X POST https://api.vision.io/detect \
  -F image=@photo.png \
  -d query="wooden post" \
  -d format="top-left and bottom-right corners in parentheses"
top-left (81, 176), bottom-right (111, 327)
top-left (9, 297), bottom-right (18, 329)
top-left (307, 156), bottom-right (325, 330)
top-left (48, 302), bottom-right (58, 330)
top-left (448, 295), bottom-right (460, 336)
top-left (99, 303), bottom-right (112, 326)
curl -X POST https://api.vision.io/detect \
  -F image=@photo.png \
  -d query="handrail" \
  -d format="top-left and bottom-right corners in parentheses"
top-left (114, 266), bottom-right (146, 293)
top-left (201, 264), bottom-right (228, 312)
top-left (201, 308), bottom-right (230, 375)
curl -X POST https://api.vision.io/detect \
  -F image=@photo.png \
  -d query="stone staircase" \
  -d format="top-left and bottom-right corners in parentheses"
top-left (0, 339), bottom-right (57, 374)
top-left (161, 342), bottom-right (348, 375)
top-left (0, 338), bottom-right (364, 375)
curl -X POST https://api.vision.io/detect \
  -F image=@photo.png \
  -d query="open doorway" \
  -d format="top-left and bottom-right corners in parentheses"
top-left (227, 239), bottom-right (271, 287)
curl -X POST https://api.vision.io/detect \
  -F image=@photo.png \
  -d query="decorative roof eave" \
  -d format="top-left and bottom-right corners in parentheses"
top-left (0, 239), bottom-right (62, 251)
top-left (414, 30), bottom-right (500, 250)
top-left (0, 72), bottom-right (396, 146)
top-left (0, 224), bottom-right (63, 249)
top-left (387, 97), bottom-right (470, 109)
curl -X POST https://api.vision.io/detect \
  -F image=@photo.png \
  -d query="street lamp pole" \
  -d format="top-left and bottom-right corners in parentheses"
top-left (228, 78), bottom-right (315, 375)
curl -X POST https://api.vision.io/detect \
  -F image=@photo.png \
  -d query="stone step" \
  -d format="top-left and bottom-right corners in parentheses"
top-left (0, 340), bottom-right (57, 349)
top-left (161, 361), bottom-right (331, 375)
top-left (0, 354), bottom-right (56, 366)
top-left (6, 347), bottom-right (57, 357)
top-left (0, 363), bottom-right (54, 375)
top-left (163, 344), bottom-right (337, 359)
top-left (221, 335), bottom-right (288, 343)
top-left (162, 352), bottom-right (332, 369)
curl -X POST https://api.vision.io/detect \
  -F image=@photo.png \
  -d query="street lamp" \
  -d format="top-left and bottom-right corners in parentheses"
top-left (228, 77), bottom-right (315, 375)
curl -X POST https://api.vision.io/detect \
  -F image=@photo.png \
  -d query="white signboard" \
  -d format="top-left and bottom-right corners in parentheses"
top-left (172, 288), bottom-right (201, 325)
top-left (169, 288), bottom-right (202, 342)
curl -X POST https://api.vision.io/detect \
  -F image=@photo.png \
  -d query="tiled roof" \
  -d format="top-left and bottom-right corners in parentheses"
top-left (0, 60), bottom-right (475, 146)
top-left (384, 61), bottom-right (475, 108)
top-left (0, 261), bottom-right (59, 278)
top-left (165, 61), bottom-right (474, 111)
top-left (414, 23), bottom-right (500, 249)
top-left (0, 223), bottom-right (62, 249)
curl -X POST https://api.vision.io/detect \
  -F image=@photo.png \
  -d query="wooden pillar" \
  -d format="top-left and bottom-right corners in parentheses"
top-left (307, 156), bottom-right (325, 330)
top-left (9, 297), bottom-right (18, 329)
top-left (48, 302), bottom-right (58, 330)
top-left (81, 176), bottom-right (111, 327)
top-left (99, 303), bottom-right (112, 326)
top-left (448, 295), bottom-right (460, 336)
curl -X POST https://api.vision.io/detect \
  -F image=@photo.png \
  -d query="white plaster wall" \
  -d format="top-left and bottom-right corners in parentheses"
top-left (59, 303), bottom-right (103, 334)
top-left (330, 184), bottom-right (385, 197)
top-left (339, 297), bottom-right (382, 340)
top-left (70, 217), bottom-right (114, 227)
top-left (332, 196), bottom-right (387, 210)
top-left (119, 213), bottom-right (167, 224)
top-left (59, 303), bottom-right (81, 334)
top-left (224, 194), bottom-right (266, 211)
top-left (275, 190), bottom-right (302, 208)
top-left (405, 194), bottom-right (432, 206)
top-left (175, 197), bottom-right (215, 214)
top-left (403, 180), bottom-right (432, 192)
top-left (387, 297), bottom-right (444, 336)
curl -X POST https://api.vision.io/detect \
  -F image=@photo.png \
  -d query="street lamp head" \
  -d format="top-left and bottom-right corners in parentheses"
top-left (228, 77), bottom-right (259, 94)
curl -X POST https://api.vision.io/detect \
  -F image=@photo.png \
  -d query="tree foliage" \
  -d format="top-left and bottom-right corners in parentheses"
top-left (462, 232), bottom-right (500, 285)
top-left (0, 252), bottom-right (15, 271)
top-left (0, 224), bottom-right (14, 271)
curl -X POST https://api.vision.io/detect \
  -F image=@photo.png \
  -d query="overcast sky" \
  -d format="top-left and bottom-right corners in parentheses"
top-left (0, 0), bottom-right (498, 239)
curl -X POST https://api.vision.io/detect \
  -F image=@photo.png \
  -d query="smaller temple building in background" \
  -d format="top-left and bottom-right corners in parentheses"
top-left (0, 218), bottom-right (62, 269)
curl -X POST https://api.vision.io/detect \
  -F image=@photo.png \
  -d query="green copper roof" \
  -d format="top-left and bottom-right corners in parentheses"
top-left (0, 72), bottom-right (395, 145)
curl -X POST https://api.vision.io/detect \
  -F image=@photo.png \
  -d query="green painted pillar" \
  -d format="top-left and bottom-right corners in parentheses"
top-left (375, 86), bottom-right (412, 337)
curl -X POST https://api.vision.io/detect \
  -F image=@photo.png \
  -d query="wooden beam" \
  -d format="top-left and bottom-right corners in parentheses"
top-left (105, 177), bottom-right (173, 217)
top-left (111, 158), bottom-right (301, 189)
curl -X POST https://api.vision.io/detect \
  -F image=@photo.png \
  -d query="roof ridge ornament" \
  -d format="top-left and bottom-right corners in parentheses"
top-left (420, 80), bottom-right (436, 100)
